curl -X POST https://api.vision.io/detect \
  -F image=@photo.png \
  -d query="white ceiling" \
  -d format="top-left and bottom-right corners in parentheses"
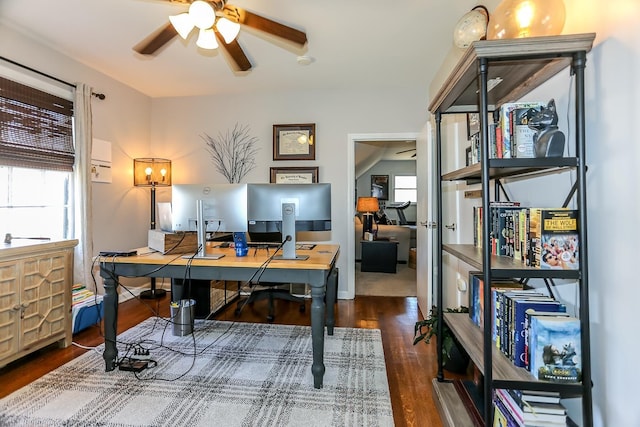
top-left (0, 0), bottom-right (479, 99)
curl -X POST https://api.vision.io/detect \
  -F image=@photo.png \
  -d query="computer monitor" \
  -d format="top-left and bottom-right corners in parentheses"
top-left (171, 183), bottom-right (248, 260)
top-left (171, 183), bottom-right (248, 234)
top-left (246, 183), bottom-right (331, 260)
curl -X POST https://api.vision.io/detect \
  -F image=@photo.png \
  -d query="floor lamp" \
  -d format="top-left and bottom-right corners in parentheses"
top-left (134, 158), bottom-right (172, 299)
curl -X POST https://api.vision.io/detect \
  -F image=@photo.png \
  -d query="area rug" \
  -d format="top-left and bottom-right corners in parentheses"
top-left (0, 319), bottom-right (394, 427)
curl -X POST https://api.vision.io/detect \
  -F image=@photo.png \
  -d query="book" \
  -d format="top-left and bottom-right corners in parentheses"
top-left (540, 210), bottom-right (579, 270)
top-left (520, 390), bottom-right (561, 405)
top-left (512, 298), bottom-right (566, 367)
top-left (523, 410), bottom-right (567, 424)
top-left (529, 315), bottom-right (582, 383)
top-left (529, 208), bottom-right (579, 269)
top-left (524, 309), bottom-right (571, 370)
top-left (523, 402), bottom-right (567, 416)
top-left (490, 202), bottom-right (521, 257)
top-left (468, 272), bottom-right (522, 329)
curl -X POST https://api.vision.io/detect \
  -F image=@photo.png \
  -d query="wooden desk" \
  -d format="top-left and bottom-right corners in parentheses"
top-left (99, 244), bottom-right (340, 388)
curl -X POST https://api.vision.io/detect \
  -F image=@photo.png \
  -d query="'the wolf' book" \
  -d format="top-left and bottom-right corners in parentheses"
top-left (529, 208), bottom-right (579, 269)
top-left (529, 315), bottom-right (582, 383)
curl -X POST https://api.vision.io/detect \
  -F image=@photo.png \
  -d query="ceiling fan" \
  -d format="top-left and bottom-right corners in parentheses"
top-left (133, 0), bottom-right (308, 72)
top-left (396, 148), bottom-right (416, 158)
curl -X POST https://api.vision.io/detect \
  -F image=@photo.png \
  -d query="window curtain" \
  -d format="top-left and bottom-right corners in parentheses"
top-left (72, 83), bottom-right (94, 291)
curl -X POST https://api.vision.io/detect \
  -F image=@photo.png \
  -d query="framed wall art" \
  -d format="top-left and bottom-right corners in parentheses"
top-left (371, 174), bottom-right (389, 200)
top-left (273, 123), bottom-right (316, 160)
top-left (270, 166), bottom-right (319, 184)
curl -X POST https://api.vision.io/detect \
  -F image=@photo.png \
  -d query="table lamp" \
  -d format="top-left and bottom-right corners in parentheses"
top-left (133, 157), bottom-right (172, 299)
top-left (356, 197), bottom-right (379, 240)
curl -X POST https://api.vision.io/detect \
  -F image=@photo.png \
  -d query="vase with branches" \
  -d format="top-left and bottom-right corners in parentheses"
top-left (202, 123), bottom-right (259, 183)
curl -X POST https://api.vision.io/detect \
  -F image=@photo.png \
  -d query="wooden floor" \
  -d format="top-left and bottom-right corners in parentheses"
top-left (0, 294), bottom-right (450, 427)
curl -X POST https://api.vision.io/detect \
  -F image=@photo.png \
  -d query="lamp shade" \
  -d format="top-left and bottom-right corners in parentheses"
top-left (487, 0), bottom-right (566, 40)
top-left (133, 158), bottom-right (172, 187)
top-left (356, 197), bottom-right (379, 213)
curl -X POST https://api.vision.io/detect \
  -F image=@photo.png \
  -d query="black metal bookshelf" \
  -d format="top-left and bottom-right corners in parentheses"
top-left (428, 33), bottom-right (595, 427)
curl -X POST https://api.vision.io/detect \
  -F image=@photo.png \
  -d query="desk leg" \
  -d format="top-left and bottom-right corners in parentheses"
top-left (325, 267), bottom-right (338, 336)
top-left (310, 282), bottom-right (326, 389)
top-left (101, 270), bottom-right (119, 371)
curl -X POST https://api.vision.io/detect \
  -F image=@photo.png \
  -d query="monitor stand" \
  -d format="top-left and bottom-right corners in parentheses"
top-left (273, 202), bottom-right (308, 261)
top-left (183, 199), bottom-right (224, 260)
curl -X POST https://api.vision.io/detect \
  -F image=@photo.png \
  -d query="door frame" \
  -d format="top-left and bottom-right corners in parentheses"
top-left (346, 132), bottom-right (420, 300)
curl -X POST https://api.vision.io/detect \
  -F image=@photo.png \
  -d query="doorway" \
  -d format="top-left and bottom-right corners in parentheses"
top-left (347, 133), bottom-right (419, 299)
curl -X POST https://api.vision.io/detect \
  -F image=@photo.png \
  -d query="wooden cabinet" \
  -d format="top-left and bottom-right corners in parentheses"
top-left (0, 239), bottom-right (78, 367)
top-left (428, 34), bottom-right (595, 426)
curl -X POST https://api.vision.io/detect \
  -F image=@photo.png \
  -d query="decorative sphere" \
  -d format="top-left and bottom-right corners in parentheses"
top-left (487, 0), bottom-right (566, 40)
top-left (453, 7), bottom-right (489, 49)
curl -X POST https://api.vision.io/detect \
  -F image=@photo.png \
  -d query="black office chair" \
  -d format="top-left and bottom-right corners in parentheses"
top-left (235, 282), bottom-right (306, 322)
top-left (234, 234), bottom-right (306, 322)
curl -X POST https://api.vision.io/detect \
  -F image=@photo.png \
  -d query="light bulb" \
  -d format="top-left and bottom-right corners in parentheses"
top-left (189, 0), bottom-right (216, 30)
top-left (216, 17), bottom-right (240, 44)
top-left (145, 167), bottom-right (153, 176)
top-left (196, 28), bottom-right (218, 50)
top-left (169, 12), bottom-right (195, 39)
top-left (487, 0), bottom-right (566, 40)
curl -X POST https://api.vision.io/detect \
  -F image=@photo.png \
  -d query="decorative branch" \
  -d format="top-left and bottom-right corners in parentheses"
top-left (202, 123), bottom-right (260, 183)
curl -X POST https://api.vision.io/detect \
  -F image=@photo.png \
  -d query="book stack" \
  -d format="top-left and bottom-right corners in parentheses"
top-left (72, 284), bottom-right (103, 334)
top-left (490, 101), bottom-right (546, 159)
top-left (493, 389), bottom-right (570, 426)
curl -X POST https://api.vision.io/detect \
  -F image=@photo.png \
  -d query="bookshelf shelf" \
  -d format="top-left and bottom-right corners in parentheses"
top-left (429, 33), bottom-right (595, 427)
top-left (443, 244), bottom-right (580, 279)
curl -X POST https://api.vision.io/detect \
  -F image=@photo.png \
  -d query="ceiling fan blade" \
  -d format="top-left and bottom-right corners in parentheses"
top-left (222, 5), bottom-right (307, 47)
top-left (214, 30), bottom-right (252, 72)
top-left (134, 22), bottom-right (178, 55)
top-left (396, 148), bottom-right (416, 154)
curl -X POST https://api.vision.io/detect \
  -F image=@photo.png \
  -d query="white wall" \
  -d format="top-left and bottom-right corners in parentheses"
top-left (149, 88), bottom-right (428, 298)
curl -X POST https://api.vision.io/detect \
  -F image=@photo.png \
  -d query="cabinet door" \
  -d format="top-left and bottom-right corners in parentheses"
top-left (0, 261), bottom-right (20, 361)
top-left (20, 252), bottom-right (68, 348)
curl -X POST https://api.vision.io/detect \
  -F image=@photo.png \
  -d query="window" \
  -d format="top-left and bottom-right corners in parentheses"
top-left (394, 175), bottom-right (417, 203)
top-left (0, 74), bottom-right (74, 240)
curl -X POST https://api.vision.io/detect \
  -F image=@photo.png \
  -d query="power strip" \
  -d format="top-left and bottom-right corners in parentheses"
top-left (119, 360), bottom-right (148, 372)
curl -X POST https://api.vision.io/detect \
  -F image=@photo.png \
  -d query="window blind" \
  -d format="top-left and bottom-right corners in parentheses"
top-left (0, 76), bottom-right (75, 171)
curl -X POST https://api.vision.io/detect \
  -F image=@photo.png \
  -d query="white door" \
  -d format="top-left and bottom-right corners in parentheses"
top-left (416, 121), bottom-right (431, 316)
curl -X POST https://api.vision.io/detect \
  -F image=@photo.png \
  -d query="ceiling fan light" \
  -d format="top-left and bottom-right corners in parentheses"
top-left (216, 17), bottom-right (241, 44)
top-left (189, 0), bottom-right (216, 30)
top-left (196, 28), bottom-right (219, 50)
top-left (169, 13), bottom-right (195, 39)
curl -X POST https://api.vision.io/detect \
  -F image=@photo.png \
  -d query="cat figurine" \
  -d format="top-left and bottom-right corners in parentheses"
top-left (528, 98), bottom-right (566, 157)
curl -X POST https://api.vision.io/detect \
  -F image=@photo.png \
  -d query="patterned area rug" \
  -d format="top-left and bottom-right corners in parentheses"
top-left (0, 319), bottom-right (394, 426)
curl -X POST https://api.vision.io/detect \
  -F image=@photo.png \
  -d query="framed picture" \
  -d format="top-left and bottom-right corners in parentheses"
top-left (273, 123), bottom-right (316, 160)
top-left (270, 166), bottom-right (319, 184)
top-left (371, 175), bottom-right (389, 200)
top-left (467, 113), bottom-right (480, 140)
